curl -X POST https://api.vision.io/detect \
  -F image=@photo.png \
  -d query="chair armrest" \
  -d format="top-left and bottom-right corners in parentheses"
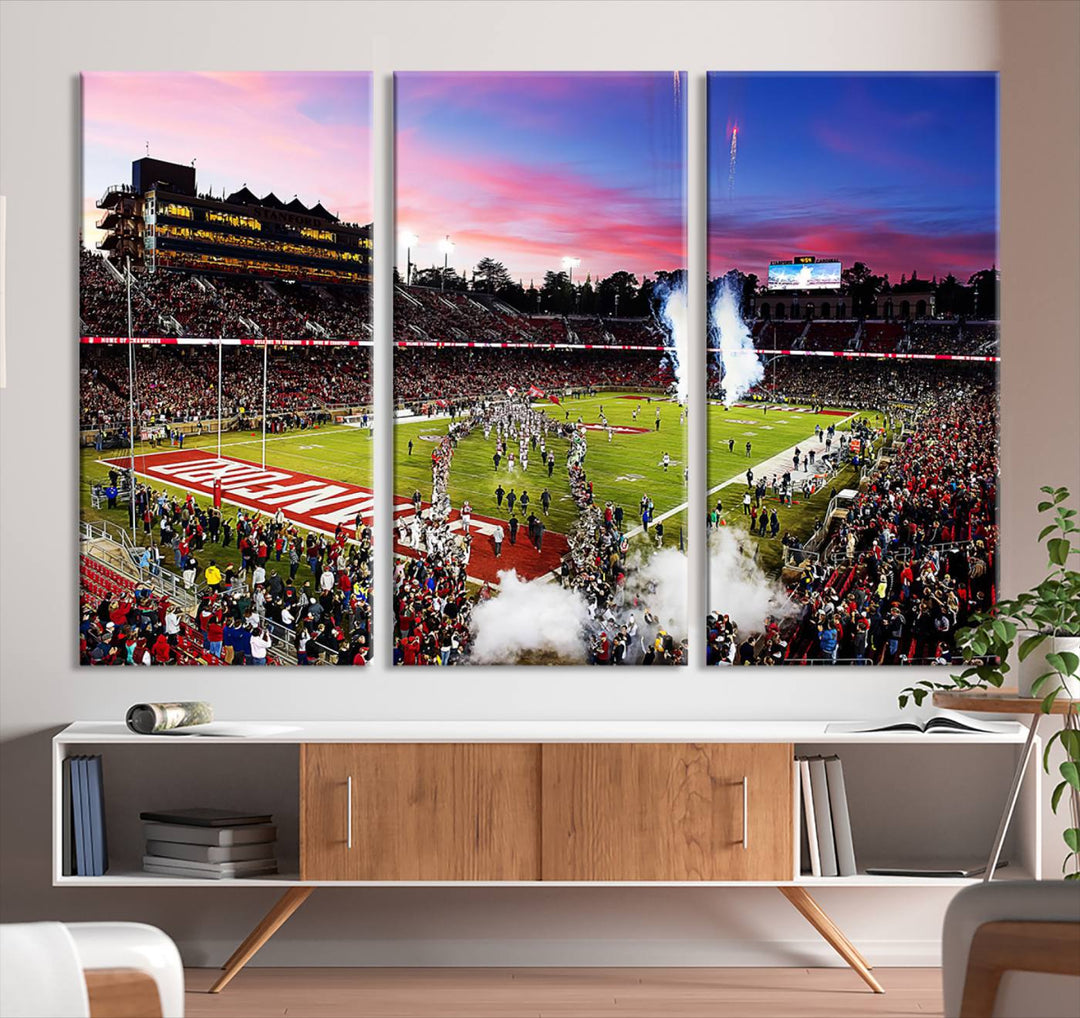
top-left (960, 920), bottom-right (1080, 1018)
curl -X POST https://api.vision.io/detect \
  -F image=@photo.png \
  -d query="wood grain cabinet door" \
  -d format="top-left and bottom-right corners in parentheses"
top-left (300, 743), bottom-right (541, 881)
top-left (542, 743), bottom-right (794, 881)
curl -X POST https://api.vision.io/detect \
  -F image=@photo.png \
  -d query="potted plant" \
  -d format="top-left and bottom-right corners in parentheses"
top-left (899, 486), bottom-right (1080, 879)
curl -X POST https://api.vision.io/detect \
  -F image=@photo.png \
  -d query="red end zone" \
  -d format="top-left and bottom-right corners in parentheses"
top-left (393, 498), bottom-right (567, 584)
top-left (101, 450), bottom-right (373, 537)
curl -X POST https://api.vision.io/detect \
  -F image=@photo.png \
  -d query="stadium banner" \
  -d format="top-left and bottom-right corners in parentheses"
top-left (394, 71), bottom-right (689, 666)
top-left (80, 71), bottom-right (374, 668)
top-left (706, 72), bottom-right (1000, 668)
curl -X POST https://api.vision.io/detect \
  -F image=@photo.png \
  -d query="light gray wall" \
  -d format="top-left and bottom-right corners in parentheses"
top-left (1, 0), bottom-right (1077, 968)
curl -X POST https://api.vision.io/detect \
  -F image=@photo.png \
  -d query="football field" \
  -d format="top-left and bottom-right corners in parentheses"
top-left (80, 424), bottom-right (373, 582)
top-left (395, 391), bottom-right (690, 554)
top-left (706, 400), bottom-right (875, 576)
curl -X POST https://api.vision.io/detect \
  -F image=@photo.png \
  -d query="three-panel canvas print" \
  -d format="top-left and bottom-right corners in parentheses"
top-left (78, 71), bottom-right (998, 669)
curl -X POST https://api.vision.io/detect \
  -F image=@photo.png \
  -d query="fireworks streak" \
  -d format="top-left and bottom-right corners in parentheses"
top-left (728, 124), bottom-right (738, 201)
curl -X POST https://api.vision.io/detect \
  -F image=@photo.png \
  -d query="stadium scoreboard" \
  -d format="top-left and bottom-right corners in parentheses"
top-left (767, 256), bottom-right (842, 290)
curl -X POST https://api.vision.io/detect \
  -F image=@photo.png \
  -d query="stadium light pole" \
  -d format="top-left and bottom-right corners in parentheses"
top-left (125, 255), bottom-right (137, 546)
top-left (438, 235), bottom-right (454, 291)
top-left (562, 256), bottom-right (581, 312)
top-left (399, 230), bottom-right (418, 286)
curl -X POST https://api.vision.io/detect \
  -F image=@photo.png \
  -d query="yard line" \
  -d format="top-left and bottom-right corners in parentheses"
top-left (623, 410), bottom-right (859, 540)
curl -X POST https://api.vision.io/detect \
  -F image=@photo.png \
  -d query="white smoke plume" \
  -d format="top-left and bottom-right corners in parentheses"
top-left (707, 526), bottom-right (795, 635)
top-left (469, 569), bottom-right (590, 664)
top-left (656, 279), bottom-right (689, 402)
top-left (710, 276), bottom-right (763, 406)
top-left (623, 546), bottom-right (688, 641)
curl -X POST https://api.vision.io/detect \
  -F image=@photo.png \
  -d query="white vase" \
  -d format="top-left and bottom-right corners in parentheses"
top-left (1017, 634), bottom-right (1080, 700)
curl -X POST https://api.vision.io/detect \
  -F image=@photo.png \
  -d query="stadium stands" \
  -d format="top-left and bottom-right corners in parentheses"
top-left (80, 249), bottom-right (371, 340)
top-left (394, 347), bottom-right (674, 406)
top-left (80, 344), bottom-right (371, 431)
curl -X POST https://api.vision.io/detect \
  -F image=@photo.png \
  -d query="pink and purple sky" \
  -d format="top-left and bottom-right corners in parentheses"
top-left (82, 72), bottom-right (370, 249)
top-left (708, 73), bottom-right (998, 283)
top-left (395, 72), bottom-right (686, 285)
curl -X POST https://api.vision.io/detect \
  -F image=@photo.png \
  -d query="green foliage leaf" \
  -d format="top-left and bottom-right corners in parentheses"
top-left (1038, 501), bottom-right (1054, 512)
top-left (1047, 652), bottom-right (1079, 676)
top-left (1038, 525), bottom-right (1057, 541)
top-left (1019, 633), bottom-right (1050, 661)
top-left (1048, 538), bottom-right (1071, 566)
top-left (1065, 828), bottom-right (1080, 853)
top-left (1062, 760), bottom-right (1080, 791)
top-left (1041, 689), bottom-right (1061, 713)
top-left (1052, 780), bottom-right (1067, 812)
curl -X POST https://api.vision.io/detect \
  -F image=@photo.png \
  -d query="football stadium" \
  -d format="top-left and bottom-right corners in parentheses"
top-left (706, 271), bottom-right (999, 667)
top-left (79, 155), bottom-right (374, 667)
top-left (392, 284), bottom-right (690, 666)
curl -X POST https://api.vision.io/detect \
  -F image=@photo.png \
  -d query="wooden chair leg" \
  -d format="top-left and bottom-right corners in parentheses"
top-left (209, 887), bottom-right (315, 993)
top-left (778, 886), bottom-right (885, 994)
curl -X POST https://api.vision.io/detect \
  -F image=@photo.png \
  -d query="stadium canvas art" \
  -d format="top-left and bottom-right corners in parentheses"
top-left (706, 73), bottom-right (999, 667)
top-left (394, 72), bottom-right (688, 666)
top-left (80, 72), bottom-right (374, 667)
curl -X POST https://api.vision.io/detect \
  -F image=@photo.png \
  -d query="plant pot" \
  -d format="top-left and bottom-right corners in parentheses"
top-left (1017, 634), bottom-right (1080, 700)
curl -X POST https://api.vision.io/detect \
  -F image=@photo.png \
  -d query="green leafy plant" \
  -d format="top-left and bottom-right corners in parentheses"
top-left (899, 487), bottom-right (1080, 878)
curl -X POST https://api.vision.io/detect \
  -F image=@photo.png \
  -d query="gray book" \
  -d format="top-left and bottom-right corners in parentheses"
top-left (146, 840), bottom-right (276, 863)
top-left (142, 862), bottom-right (278, 880)
top-left (142, 854), bottom-right (277, 875)
top-left (808, 757), bottom-right (838, 877)
top-left (824, 755), bottom-right (857, 877)
top-left (142, 822), bottom-right (276, 846)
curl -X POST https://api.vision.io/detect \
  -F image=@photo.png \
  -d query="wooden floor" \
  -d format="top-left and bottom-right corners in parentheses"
top-left (184, 967), bottom-right (944, 1018)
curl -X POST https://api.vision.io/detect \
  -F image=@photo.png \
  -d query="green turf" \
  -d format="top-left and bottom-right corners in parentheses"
top-left (80, 424), bottom-right (373, 585)
top-left (395, 392), bottom-right (689, 543)
top-left (706, 400), bottom-right (881, 577)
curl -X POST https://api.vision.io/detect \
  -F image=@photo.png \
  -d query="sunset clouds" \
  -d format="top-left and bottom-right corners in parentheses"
top-left (395, 72), bottom-right (686, 284)
top-left (708, 73), bottom-right (998, 283)
top-left (82, 72), bottom-right (370, 248)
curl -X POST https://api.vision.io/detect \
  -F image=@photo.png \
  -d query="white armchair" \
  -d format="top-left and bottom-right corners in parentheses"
top-left (942, 881), bottom-right (1080, 1018)
top-left (0, 922), bottom-right (183, 1018)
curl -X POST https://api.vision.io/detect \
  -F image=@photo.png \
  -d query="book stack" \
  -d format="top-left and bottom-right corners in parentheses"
top-left (140, 808), bottom-right (278, 879)
top-left (796, 755), bottom-right (856, 878)
top-left (62, 755), bottom-right (108, 876)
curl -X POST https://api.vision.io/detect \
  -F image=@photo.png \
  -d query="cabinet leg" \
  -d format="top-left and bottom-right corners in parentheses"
top-left (209, 887), bottom-right (315, 993)
top-left (778, 886), bottom-right (884, 993)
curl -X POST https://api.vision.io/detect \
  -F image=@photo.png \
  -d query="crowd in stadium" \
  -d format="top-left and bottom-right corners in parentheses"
top-left (744, 316), bottom-right (999, 356)
top-left (81, 472), bottom-right (373, 666)
top-left (393, 394), bottom-right (685, 665)
top-left (708, 363), bottom-right (999, 666)
top-left (394, 347), bottom-right (673, 407)
top-left (80, 249), bottom-right (371, 340)
top-left (394, 284), bottom-right (665, 348)
top-left (80, 343), bottom-right (371, 432)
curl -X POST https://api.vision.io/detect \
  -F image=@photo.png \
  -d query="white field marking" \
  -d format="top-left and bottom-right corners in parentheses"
top-left (618, 409), bottom-right (862, 541)
top-left (94, 457), bottom-right (371, 545)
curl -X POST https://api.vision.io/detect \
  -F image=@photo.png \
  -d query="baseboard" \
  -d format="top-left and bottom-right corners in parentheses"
top-left (178, 937), bottom-right (943, 969)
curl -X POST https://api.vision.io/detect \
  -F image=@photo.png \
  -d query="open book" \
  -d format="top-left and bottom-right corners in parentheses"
top-left (826, 709), bottom-right (1018, 736)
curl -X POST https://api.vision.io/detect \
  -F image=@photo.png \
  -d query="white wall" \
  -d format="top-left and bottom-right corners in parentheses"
top-left (1, 0), bottom-right (1077, 968)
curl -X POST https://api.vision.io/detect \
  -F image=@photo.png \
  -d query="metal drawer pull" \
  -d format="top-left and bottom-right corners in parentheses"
top-left (742, 776), bottom-right (749, 850)
top-left (346, 775), bottom-right (353, 849)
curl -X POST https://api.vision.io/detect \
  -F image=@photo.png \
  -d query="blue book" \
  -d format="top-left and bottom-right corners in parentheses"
top-left (73, 757), bottom-right (91, 876)
top-left (87, 756), bottom-right (108, 876)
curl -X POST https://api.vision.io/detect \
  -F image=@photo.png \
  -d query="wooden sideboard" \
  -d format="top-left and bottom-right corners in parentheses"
top-left (300, 742), bottom-right (792, 884)
top-left (53, 721), bottom-right (1040, 997)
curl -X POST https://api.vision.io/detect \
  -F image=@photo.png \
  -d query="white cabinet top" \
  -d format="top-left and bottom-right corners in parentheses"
top-left (54, 719), bottom-right (1027, 745)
